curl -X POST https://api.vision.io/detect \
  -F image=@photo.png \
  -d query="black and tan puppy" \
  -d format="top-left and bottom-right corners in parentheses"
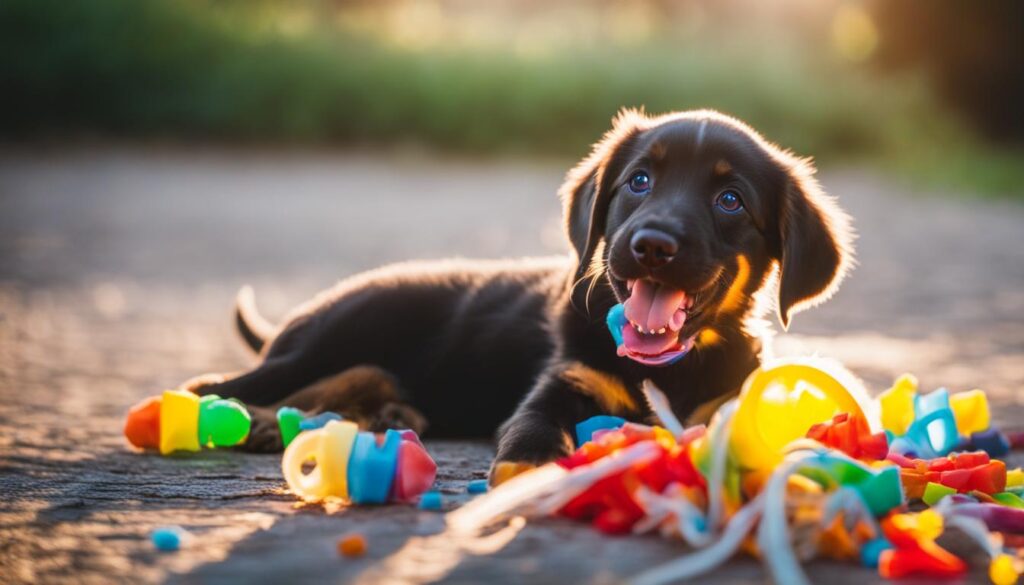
top-left (180, 109), bottom-right (853, 484)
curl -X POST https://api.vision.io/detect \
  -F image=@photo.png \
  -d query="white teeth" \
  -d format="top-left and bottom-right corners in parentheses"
top-left (629, 321), bottom-right (669, 336)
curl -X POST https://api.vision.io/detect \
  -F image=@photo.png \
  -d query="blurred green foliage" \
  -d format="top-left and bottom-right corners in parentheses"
top-left (1, 0), bottom-right (1020, 195)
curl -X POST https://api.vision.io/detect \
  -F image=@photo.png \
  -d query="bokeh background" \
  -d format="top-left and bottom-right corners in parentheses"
top-left (1, 2), bottom-right (1024, 583)
top-left (2, 0), bottom-right (1024, 192)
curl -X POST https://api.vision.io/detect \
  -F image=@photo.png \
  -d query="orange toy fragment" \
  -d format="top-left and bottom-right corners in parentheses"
top-left (337, 533), bottom-right (367, 557)
top-left (124, 395), bottom-right (162, 449)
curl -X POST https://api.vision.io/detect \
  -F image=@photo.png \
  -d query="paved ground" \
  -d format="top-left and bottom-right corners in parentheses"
top-left (1, 147), bottom-right (1022, 584)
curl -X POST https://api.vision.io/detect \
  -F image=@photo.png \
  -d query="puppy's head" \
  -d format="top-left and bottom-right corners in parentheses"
top-left (562, 109), bottom-right (853, 366)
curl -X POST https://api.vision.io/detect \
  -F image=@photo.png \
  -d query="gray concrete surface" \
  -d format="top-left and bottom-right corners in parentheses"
top-left (1, 147), bottom-right (1022, 584)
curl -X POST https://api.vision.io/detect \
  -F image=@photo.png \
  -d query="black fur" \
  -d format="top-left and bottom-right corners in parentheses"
top-left (180, 109), bottom-right (853, 482)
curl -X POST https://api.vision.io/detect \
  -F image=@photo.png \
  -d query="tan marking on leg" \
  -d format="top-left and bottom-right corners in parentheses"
top-left (490, 462), bottom-right (537, 486)
top-left (560, 362), bottom-right (637, 415)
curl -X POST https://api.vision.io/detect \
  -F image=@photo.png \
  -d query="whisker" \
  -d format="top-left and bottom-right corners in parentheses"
top-left (584, 259), bottom-right (607, 316)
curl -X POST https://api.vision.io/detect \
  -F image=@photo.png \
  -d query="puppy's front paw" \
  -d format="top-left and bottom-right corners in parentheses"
top-left (239, 406), bottom-right (283, 453)
top-left (488, 461), bottom-right (538, 486)
top-left (492, 414), bottom-right (573, 483)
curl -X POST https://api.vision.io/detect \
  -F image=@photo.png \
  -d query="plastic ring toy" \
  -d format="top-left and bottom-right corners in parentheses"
top-left (281, 420), bottom-right (358, 501)
top-left (730, 358), bottom-right (871, 470)
top-left (281, 430), bottom-right (329, 500)
top-left (318, 421), bottom-right (358, 499)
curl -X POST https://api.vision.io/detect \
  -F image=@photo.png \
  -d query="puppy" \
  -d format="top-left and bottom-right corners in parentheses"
top-left (180, 109), bottom-right (853, 484)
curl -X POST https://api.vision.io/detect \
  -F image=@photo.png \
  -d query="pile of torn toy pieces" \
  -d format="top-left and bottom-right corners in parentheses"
top-left (448, 357), bottom-right (1024, 585)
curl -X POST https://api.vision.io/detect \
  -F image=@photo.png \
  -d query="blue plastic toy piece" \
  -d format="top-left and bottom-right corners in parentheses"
top-left (605, 303), bottom-right (626, 347)
top-left (346, 429), bottom-right (401, 504)
top-left (467, 479), bottom-right (489, 494)
top-left (693, 515), bottom-right (707, 533)
top-left (151, 526), bottom-right (186, 551)
top-left (891, 388), bottom-right (959, 458)
top-left (298, 411), bottom-right (343, 431)
top-left (418, 490), bottom-right (443, 510)
top-left (970, 428), bottom-right (1010, 457)
top-left (860, 537), bottom-right (892, 568)
top-left (575, 415), bottom-right (627, 447)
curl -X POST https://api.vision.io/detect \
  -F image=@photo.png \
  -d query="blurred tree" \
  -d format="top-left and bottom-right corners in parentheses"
top-left (869, 0), bottom-right (1024, 143)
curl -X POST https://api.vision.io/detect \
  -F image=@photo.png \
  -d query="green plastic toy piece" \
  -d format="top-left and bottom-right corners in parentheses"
top-left (856, 466), bottom-right (904, 517)
top-left (922, 482), bottom-right (956, 506)
top-left (993, 492), bottom-right (1024, 509)
top-left (197, 395), bottom-right (252, 447)
top-left (277, 407), bottom-right (304, 448)
top-left (801, 454), bottom-right (903, 517)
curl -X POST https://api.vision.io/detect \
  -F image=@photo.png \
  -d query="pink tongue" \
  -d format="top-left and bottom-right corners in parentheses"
top-left (670, 309), bottom-right (687, 332)
top-left (624, 280), bottom-right (688, 331)
top-left (622, 326), bottom-right (680, 356)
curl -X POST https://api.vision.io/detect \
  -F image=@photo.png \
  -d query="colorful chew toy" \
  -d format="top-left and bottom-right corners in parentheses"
top-left (449, 358), bottom-right (1023, 585)
top-left (281, 420), bottom-right (436, 504)
top-left (276, 407), bottom-right (343, 448)
top-left (124, 390), bottom-right (251, 454)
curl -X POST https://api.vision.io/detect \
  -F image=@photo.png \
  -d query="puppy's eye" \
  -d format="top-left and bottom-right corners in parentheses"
top-left (715, 190), bottom-right (743, 213)
top-left (627, 171), bottom-right (651, 195)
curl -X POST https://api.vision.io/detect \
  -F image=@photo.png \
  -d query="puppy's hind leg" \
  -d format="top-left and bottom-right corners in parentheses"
top-left (241, 365), bottom-right (427, 453)
top-left (281, 365), bottom-right (427, 434)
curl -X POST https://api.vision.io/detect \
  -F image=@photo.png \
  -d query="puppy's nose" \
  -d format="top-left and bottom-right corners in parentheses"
top-left (630, 229), bottom-right (679, 268)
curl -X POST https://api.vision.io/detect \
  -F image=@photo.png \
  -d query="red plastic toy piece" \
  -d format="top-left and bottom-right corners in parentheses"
top-left (879, 546), bottom-right (967, 578)
top-left (887, 451), bottom-right (1006, 499)
top-left (878, 512), bottom-right (967, 579)
top-left (557, 429), bottom-right (706, 535)
top-left (806, 412), bottom-right (889, 461)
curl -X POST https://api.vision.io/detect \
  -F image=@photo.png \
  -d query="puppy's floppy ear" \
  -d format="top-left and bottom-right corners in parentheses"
top-left (560, 108), bottom-right (645, 291)
top-left (773, 157), bottom-right (855, 329)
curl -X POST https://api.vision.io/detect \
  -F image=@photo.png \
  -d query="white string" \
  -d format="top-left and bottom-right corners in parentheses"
top-left (630, 495), bottom-right (764, 585)
top-left (641, 379), bottom-right (686, 439)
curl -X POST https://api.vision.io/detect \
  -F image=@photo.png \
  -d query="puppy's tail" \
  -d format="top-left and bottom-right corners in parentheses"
top-left (235, 285), bottom-right (274, 354)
